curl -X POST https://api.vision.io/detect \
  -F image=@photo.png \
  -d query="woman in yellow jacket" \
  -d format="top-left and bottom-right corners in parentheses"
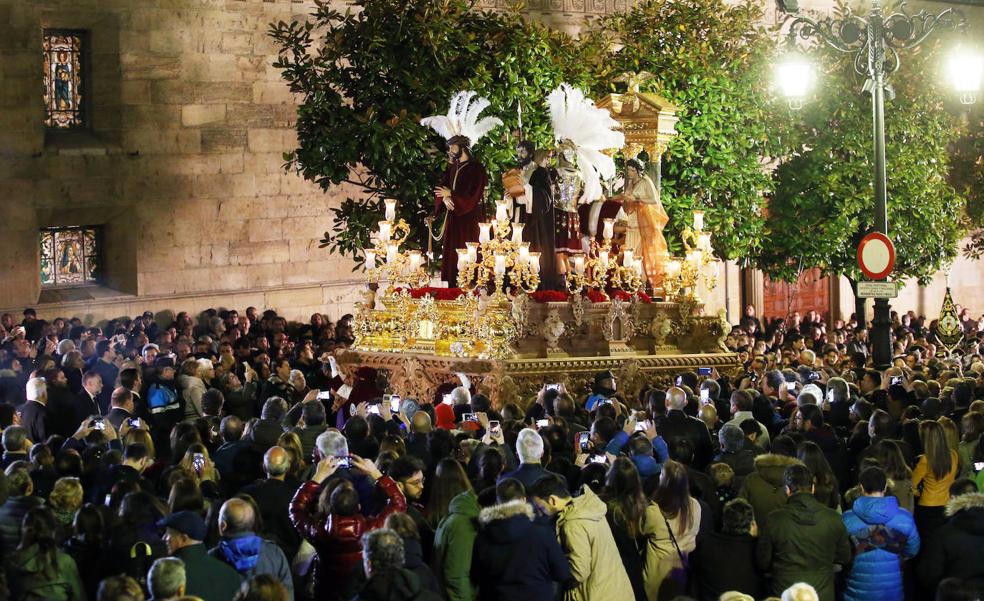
top-left (912, 420), bottom-right (959, 540)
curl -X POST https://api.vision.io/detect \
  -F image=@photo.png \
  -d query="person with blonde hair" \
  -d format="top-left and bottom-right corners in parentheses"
top-left (179, 443), bottom-right (219, 485)
top-left (912, 420), bottom-right (959, 539)
top-left (781, 582), bottom-right (819, 601)
top-left (48, 477), bottom-right (83, 537)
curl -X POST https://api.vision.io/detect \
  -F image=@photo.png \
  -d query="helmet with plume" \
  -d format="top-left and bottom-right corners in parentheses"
top-left (546, 84), bottom-right (624, 202)
top-left (420, 91), bottom-right (503, 149)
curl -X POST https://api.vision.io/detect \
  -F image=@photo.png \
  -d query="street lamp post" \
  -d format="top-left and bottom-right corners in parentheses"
top-left (781, 0), bottom-right (975, 370)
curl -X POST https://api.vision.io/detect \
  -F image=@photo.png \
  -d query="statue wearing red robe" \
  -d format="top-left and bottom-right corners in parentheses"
top-left (434, 159), bottom-right (488, 285)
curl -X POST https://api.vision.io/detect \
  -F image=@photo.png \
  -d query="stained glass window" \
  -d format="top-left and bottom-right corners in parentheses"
top-left (40, 227), bottom-right (101, 287)
top-left (42, 30), bottom-right (86, 129)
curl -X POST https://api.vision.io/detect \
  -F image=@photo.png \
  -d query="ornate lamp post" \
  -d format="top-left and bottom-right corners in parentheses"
top-left (778, 0), bottom-right (980, 369)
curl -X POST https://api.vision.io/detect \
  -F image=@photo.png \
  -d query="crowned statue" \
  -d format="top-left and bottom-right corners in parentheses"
top-left (616, 158), bottom-right (669, 289)
top-left (421, 91), bottom-right (503, 286)
top-left (546, 84), bottom-right (625, 282)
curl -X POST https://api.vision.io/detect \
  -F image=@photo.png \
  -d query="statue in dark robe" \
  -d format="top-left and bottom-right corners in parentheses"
top-left (433, 135), bottom-right (488, 286)
top-left (526, 150), bottom-right (560, 290)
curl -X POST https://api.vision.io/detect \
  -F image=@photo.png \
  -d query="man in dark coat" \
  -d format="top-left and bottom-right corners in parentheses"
top-left (19, 377), bottom-right (49, 444)
top-left (159, 510), bottom-right (242, 601)
top-left (692, 497), bottom-right (763, 601)
top-left (471, 479), bottom-right (571, 601)
top-left (757, 464), bottom-right (851, 601)
top-left (241, 446), bottom-right (302, 559)
top-left (658, 387), bottom-right (714, 470)
top-left (432, 135), bottom-right (488, 286)
top-left (917, 491), bottom-right (984, 591)
top-left (357, 528), bottom-right (442, 601)
top-left (0, 465), bottom-right (42, 557)
top-left (87, 339), bottom-right (119, 414)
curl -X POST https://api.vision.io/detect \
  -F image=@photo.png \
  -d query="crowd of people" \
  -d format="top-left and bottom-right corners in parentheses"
top-left (0, 301), bottom-right (981, 601)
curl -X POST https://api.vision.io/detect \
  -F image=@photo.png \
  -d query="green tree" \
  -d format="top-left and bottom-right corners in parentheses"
top-left (755, 5), bottom-right (967, 298)
top-left (589, 0), bottom-right (787, 259)
top-left (269, 0), bottom-right (595, 266)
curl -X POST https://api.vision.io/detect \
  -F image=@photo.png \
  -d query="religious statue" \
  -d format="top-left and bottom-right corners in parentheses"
top-left (526, 149), bottom-right (560, 290)
top-left (501, 140), bottom-right (537, 224)
top-left (579, 190), bottom-right (628, 251)
top-left (617, 158), bottom-right (669, 289)
top-left (546, 84), bottom-right (625, 282)
top-left (421, 91), bottom-right (503, 286)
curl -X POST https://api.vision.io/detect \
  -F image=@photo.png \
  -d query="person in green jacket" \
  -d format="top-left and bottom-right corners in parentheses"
top-left (7, 506), bottom-right (85, 601)
top-left (433, 487), bottom-right (481, 601)
top-left (159, 510), bottom-right (243, 601)
top-left (757, 464), bottom-right (852, 601)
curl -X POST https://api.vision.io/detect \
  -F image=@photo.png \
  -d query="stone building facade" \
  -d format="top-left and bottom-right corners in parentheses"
top-left (0, 0), bottom-right (980, 327)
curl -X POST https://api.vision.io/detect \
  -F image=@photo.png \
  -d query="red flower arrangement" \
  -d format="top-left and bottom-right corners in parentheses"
top-left (530, 290), bottom-right (570, 303)
top-left (585, 289), bottom-right (609, 303)
top-left (607, 290), bottom-right (633, 302)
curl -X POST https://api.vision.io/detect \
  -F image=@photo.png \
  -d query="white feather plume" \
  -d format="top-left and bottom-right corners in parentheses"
top-left (547, 84), bottom-right (624, 203)
top-left (420, 90), bottom-right (503, 146)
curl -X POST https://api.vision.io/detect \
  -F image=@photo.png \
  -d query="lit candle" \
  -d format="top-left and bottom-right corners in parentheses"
top-left (518, 243), bottom-right (530, 264)
top-left (602, 218), bottom-right (615, 241)
top-left (364, 250), bottom-right (376, 269)
top-left (457, 249), bottom-right (469, 271)
top-left (512, 223), bottom-right (525, 243)
top-left (634, 259), bottom-right (644, 276)
top-left (479, 223), bottom-right (491, 244)
top-left (466, 242), bottom-right (478, 263)
top-left (574, 256), bottom-right (585, 275)
top-left (378, 221), bottom-right (392, 242)
top-left (622, 249), bottom-right (634, 266)
top-left (495, 200), bottom-right (509, 222)
top-left (408, 250), bottom-right (421, 271)
top-left (384, 199), bottom-right (397, 222)
top-left (386, 242), bottom-right (398, 265)
top-left (529, 252), bottom-right (541, 274)
top-left (494, 254), bottom-right (506, 276)
top-left (698, 232), bottom-right (712, 251)
top-left (667, 259), bottom-right (681, 276)
top-left (598, 250), bottom-right (609, 267)
top-left (693, 210), bottom-right (705, 231)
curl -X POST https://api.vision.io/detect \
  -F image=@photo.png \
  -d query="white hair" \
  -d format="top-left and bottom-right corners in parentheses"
top-left (516, 428), bottom-right (544, 464)
top-left (451, 386), bottom-right (471, 406)
top-left (148, 557), bottom-right (186, 599)
top-left (781, 583), bottom-right (819, 601)
top-left (196, 358), bottom-right (214, 377)
top-left (665, 387), bottom-right (687, 411)
top-left (797, 384), bottom-right (822, 407)
top-left (26, 377), bottom-right (46, 402)
top-left (316, 430), bottom-right (349, 458)
top-left (56, 339), bottom-right (75, 356)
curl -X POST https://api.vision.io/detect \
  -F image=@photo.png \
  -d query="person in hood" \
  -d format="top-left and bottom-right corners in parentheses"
top-left (530, 473), bottom-right (635, 601)
top-left (356, 528), bottom-right (442, 601)
top-left (756, 464), bottom-right (851, 601)
top-left (211, 498), bottom-right (293, 598)
top-left (738, 445), bottom-right (804, 532)
top-left (917, 490), bottom-right (984, 591)
top-left (841, 466), bottom-right (919, 601)
top-left (7, 506), bottom-right (85, 601)
top-left (472, 478), bottom-right (571, 601)
top-left (289, 452), bottom-right (406, 601)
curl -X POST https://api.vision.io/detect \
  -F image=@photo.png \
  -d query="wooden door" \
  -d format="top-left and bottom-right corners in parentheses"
top-left (762, 268), bottom-right (830, 322)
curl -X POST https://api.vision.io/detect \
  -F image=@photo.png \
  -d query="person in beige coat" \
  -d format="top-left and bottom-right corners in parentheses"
top-left (646, 460), bottom-right (702, 601)
top-left (531, 473), bottom-right (635, 601)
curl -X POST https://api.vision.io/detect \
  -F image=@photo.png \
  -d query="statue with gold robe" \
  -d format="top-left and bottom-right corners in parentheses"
top-left (619, 158), bottom-right (668, 289)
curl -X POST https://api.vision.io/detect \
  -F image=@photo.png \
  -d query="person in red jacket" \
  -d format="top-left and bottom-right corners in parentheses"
top-left (290, 454), bottom-right (406, 601)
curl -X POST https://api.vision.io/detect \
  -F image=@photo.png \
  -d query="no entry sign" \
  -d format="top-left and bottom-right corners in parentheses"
top-left (857, 232), bottom-right (895, 280)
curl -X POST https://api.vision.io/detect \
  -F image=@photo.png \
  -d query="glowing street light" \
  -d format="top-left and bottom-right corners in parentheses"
top-left (947, 46), bottom-right (983, 105)
top-left (776, 52), bottom-right (814, 110)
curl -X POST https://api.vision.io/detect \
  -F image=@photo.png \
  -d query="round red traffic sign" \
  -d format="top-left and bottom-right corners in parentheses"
top-left (857, 232), bottom-right (895, 280)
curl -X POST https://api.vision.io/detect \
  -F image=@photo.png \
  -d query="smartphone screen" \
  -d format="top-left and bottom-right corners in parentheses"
top-left (699, 389), bottom-right (710, 404)
top-left (577, 431), bottom-right (590, 452)
top-left (634, 420), bottom-right (648, 432)
top-left (697, 367), bottom-right (712, 376)
top-left (390, 395), bottom-right (401, 413)
top-left (367, 404), bottom-right (381, 415)
top-left (589, 454), bottom-right (608, 464)
top-left (545, 383), bottom-right (560, 391)
top-left (317, 390), bottom-right (332, 400)
top-left (536, 419), bottom-right (549, 428)
top-left (890, 376), bottom-right (903, 386)
top-left (442, 394), bottom-right (453, 405)
top-left (489, 420), bottom-right (500, 436)
top-left (337, 456), bottom-right (351, 469)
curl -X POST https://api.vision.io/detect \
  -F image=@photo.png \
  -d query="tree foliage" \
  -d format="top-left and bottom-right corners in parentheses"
top-left (269, 0), bottom-right (597, 265)
top-left (754, 3), bottom-right (967, 285)
top-left (588, 0), bottom-right (788, 260)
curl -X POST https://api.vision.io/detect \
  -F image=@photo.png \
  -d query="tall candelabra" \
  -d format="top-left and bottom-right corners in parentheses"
top-left (662, 210), bottom-right (716, 301)
top-left (364, 199), bottom-right (430, 292)
top-left (566, 218), bottom-right (644, 297)
top-left (456, 198), bottom-right (540, 298)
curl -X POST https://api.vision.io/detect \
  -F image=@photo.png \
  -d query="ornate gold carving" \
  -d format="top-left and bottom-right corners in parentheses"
top-left (542, 308), bottom-right (567, 356)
